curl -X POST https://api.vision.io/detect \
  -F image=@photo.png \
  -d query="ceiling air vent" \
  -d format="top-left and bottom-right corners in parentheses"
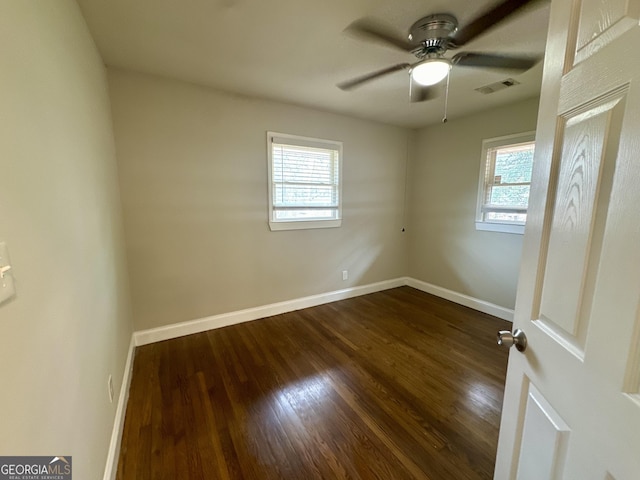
top-left (475, 78), bottom-right (520, 95)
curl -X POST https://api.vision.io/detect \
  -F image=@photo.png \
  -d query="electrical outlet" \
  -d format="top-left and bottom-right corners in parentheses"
top-left (108, 375), bottom-right (114, 403)
top-left (342, 270), bottom-right (348, 281)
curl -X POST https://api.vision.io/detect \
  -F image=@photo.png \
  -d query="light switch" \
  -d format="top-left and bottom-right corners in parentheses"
top-left (0, 242), bottom-right (16, 305)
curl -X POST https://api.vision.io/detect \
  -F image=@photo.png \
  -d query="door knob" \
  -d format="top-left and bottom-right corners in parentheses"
top-left (497, 329), bottom-right (527, 352)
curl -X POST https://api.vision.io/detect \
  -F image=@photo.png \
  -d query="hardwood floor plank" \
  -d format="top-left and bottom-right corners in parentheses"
top-left (254, 318), bottom-right (416, 480)
top-left (117, 287), bottom-right (511, 479)
top-left (294, 311), bottom-right (474, 479)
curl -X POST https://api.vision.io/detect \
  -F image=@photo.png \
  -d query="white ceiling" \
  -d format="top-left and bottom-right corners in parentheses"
top-left (76, 0), bottom-right (550, 128)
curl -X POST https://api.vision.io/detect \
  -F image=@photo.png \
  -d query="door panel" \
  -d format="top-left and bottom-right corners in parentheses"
top-left (537, 93), bottom-right (625, 358)
top-left (575, 0), bottom-right (640, 63)
top-left (515, 382), bottom-right (569, 480)
top-left (495, 0), bottom-right (640, 477)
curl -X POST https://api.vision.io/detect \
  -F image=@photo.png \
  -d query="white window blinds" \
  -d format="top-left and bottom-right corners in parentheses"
top-left (481, 141), bottom-right (535, 221)
top-left (268, 132), bottom-right (342, 231)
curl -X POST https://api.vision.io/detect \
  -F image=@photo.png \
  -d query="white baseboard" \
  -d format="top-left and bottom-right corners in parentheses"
top-left (134, 277), bottom-right (513, 346)
top-left (405, 277), bottom-right (514, 322)
top-left (134, 277), bottom-right (406, 346)
top-left (103, 335), bottom-right (136, 480)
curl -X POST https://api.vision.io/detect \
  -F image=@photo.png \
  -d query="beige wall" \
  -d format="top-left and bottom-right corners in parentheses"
top-left (407, 97), bottom-right (540, 310)
top-left (108, 69), bottom-right (409, 331)
top-left (0, 2), bottom-right (132, 478)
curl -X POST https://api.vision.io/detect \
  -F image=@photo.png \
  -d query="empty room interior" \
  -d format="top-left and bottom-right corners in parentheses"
top-left (5, 0), bottom-right (639, 479)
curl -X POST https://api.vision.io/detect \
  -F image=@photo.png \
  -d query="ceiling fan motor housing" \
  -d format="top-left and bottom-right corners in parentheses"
top-left (408, 14), bottom-right (458, 58)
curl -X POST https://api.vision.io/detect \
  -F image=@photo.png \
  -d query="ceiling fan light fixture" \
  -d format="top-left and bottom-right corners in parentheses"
top-left (411, 58), bottom-right (451, 86)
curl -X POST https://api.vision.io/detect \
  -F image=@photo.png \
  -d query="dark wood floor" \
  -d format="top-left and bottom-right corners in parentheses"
top-left (117, 286), bottom-right (511, 480)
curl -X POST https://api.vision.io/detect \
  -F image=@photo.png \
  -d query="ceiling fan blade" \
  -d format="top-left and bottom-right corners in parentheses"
top-left (449, 0), bottom-right (539, 48)
top-left (452, 52), bottom-right (539, 70)
top-left (410, 78), bottom-right (441, 103)
top-left (338, 63), bottom-right (411, 91)
top-left (344, 18), bottom-right (415, 52)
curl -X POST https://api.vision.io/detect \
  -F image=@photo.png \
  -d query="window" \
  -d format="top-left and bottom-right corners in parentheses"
top-left (476, 131), bottom-right (535, 234)
top-left (267, 132), bottom-right (342, 231)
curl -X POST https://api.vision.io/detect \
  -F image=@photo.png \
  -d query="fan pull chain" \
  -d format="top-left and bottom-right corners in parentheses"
top-left (442, 70), bottom-right (451, 123)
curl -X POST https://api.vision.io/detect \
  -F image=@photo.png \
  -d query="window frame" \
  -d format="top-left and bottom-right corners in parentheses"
top-left (267, 131), bottom-right (343, 231)
top-left (475, 131), bottom-right (536, 235)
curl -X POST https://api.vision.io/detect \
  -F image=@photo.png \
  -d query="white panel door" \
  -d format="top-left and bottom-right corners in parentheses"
top-left (495, 0), bottom-right (640, 478)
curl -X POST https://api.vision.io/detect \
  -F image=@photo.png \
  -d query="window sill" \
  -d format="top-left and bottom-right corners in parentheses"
top-left (475, 221), bottom-right (525, 235)
top-left (269, 219), bottom-right (342, 231)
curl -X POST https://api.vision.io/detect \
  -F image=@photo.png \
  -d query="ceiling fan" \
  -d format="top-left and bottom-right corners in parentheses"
top-left (338, 0), bottom-right (541, 103)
